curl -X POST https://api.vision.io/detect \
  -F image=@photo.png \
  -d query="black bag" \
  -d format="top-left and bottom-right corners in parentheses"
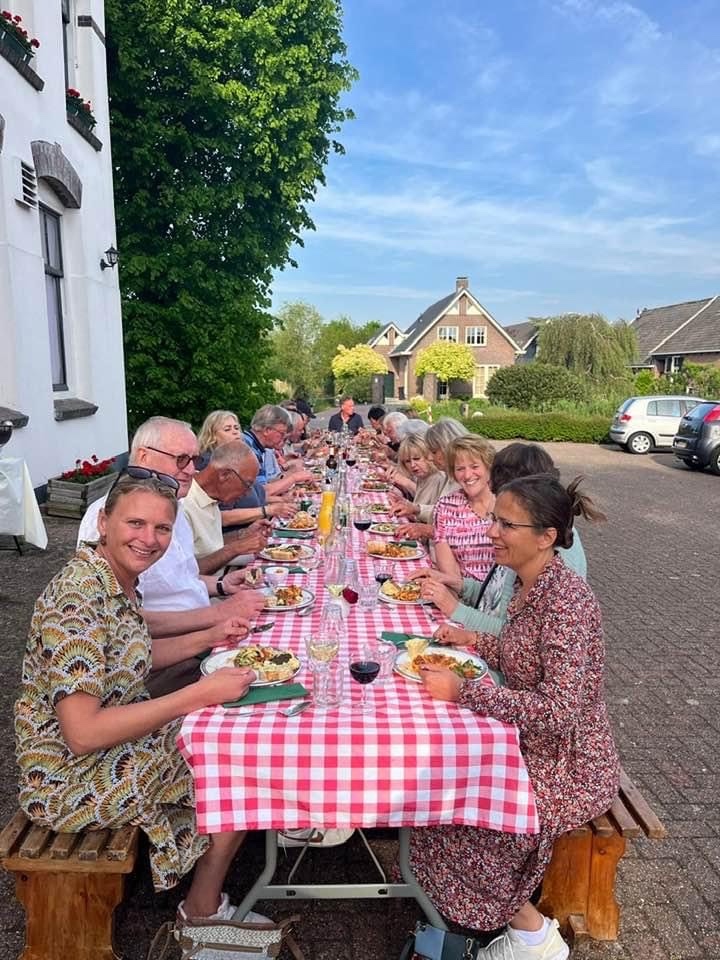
top-left (399, 921), bottom-right (486, 960)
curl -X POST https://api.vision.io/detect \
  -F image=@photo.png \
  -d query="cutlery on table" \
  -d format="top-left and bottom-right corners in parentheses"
top-left (296, 604), bottom-right (315, 617)
top-left (251, 621), bottom-right (275, 633)
top-left (280, 700), bottom-right (312, 718)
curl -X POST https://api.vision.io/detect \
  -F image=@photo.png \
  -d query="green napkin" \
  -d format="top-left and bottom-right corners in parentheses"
top-left (223, 683), bottom-right (309, 708)
top-left (394, 539), bottom-right (418, 548)
top-left (273, 528), bottom-right (314, 540)
top-left (261, 563), bottom-right (306, 574)
top-left (380, 631), bottom-right (434, 648)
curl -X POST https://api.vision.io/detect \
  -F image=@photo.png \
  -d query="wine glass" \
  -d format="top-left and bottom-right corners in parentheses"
top-left (349, 660), bottom-right (380, 712)
top-left (324, 551), bottom-right (344, 600)
top-left (374, 559), bottom-right (394, 586)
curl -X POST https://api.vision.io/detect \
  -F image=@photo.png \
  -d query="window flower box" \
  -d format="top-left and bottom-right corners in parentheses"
top-left (0, 10), bottom-right (40, 62)
top-left (66, 88), bottom-right (97, 129)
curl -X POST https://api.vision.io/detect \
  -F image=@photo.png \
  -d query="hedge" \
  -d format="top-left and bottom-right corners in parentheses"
top-left (438, 411), bottom-right (611, 444)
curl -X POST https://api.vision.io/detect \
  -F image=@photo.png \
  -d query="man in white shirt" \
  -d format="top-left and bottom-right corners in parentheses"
top-left (78, 417), bottom-right (265, 637)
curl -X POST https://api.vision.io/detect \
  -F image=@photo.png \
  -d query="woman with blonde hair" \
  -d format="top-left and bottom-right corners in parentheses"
top-left (431, 434), bottom-right (496, 581)
top-left (197, 410), bottom-right (241, 458)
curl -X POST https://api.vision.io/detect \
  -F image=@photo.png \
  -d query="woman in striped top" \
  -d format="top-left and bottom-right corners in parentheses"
top-left (432, 435), bottom-right (496, 582)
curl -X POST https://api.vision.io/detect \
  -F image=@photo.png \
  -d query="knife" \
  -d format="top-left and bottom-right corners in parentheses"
top-left (251, 622), bottom-right (275, 633)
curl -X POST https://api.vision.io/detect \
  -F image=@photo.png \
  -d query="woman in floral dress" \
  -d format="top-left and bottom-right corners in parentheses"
top-left (411, 475), bottom-right (620, 960)
top-left (15, 473), bottom-right (257, 921)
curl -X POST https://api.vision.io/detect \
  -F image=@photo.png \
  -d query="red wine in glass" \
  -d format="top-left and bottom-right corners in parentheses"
top-left (349, 660), bottom-right (380, 711)
top-left (353, 519), bottom-right (371, 532)
top-left (375, 573), bottom-right (391, 585)
top-left (346, 457), bottom-right (357, 468)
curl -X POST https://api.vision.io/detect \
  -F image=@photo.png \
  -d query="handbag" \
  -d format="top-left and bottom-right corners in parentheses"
top-left (147, 912), bottom-right (305, 960)
top-left (399, 920), bottom-right (486, 960)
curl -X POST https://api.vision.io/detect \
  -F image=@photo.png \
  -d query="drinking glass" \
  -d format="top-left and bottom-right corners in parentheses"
top-left (358, 579), bottom-right (378, 611)
top-left (319, 600), bottom-right (345, 638)
top-left (349, 660), bottom-right (380, 712)
top-left (324, 552), bottom-right (344, 599)
top-left (374, 559), bottom-right (394, 587)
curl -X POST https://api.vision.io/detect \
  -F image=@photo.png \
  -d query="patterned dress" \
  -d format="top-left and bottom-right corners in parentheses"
top-left (432, 490), bottom-right (495, 580)
top-left (409, 555), bottom-right (620, 930)
top-left (14, 547), bottom-right (209, 891)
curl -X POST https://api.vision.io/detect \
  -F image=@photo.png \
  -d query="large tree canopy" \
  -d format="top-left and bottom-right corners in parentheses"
top-left (106, 0), bottom-right (356, 429)
top-left (415, 341), bottom-right (476, 383)
top-left (536, 314), bottom-right (637, 383)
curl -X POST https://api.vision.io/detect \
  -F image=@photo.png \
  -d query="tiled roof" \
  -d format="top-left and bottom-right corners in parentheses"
top-left (632, 297), bottom-right (719, 360)
top-left (367, 322), bottom-right (404, 347)
top-left (504, 321), bottom-right (537, 350)
top-left (388, 293), bottom-right (456, 357)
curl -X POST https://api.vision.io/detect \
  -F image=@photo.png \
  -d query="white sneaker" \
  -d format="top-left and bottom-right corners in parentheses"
top-left (480, 919), bottom-right (569, 960)
top-left (176, 894), bottom-right (275, 959)
top-left (278, 827), bottom-right (355, 848)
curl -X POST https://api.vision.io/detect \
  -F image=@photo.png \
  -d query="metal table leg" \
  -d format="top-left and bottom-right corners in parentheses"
top-left (232, 827), bottom-right (447, 929)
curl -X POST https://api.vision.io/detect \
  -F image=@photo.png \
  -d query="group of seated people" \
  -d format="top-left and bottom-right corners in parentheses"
top-left (14, 396), bottom-right (619, 960)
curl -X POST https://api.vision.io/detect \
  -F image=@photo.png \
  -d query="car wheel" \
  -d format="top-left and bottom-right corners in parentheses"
top-left (626, 432), bottom-right (653, 455)
top-left (709, 447), bottom-right (720, 476)
top-left (686, 461), bottom-right (705, 471)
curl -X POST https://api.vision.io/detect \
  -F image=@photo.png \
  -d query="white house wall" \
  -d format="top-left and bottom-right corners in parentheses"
top-left (0, 0), bottom-right (127, 487)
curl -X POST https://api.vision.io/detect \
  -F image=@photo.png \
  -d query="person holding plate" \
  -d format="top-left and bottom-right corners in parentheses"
top-left (15, 473), bottom-right (265, 924)
top-left (408, 475), bottom-right (619, 960)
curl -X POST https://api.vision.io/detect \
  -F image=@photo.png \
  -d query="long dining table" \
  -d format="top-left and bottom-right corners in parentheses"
top-left (177, 481), bottom-right (539, 924)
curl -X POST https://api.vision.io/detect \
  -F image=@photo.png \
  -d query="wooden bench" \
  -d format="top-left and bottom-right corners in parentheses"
top-left (0, 811), bottom-right (139, 960)
top-left (538, 768), bottom-right (666, 942)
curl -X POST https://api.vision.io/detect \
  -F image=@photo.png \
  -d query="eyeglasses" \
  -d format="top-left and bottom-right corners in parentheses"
top-left (222, 468), bottom-right (253, 495)
top-left (487, 511), bottom-right (542, 532)
top-left (143, 446), bottom-right (202, 470)
top-left (108, 466), bottom-right (180, 496)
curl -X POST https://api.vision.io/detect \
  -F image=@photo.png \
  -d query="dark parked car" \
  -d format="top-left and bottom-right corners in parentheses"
top-left (672, 402), bottom-right (720, 474)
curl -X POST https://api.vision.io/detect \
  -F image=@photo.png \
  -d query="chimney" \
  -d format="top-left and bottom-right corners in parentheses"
top-left (456, 276), bottom-right (469, 292)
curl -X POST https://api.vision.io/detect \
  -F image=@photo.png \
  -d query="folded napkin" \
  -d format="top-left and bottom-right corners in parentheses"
top-left (261, 563), bottom-right (306, 574)
top-left (380, 631), bottom-right (434, 648)
top-left (394, 539), bottom-right (418, 548)
top-left (223, 683), bottom-right (309, 709)
top-left (273, 528), bottom-right (314, 540)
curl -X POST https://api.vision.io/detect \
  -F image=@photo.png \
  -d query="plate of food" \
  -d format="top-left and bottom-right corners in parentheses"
top-left (394, 639), bottom-right (488, 683)
top-left (201, 645), bottom-right (301, 685)
top-left (377, 580), bottom-right (423, 605)
top-left (368, 522), bottom-right (398, 536)
top-left (367, 540), bottom-right (424, 561)
top-left (284, 511), bottom-right (317, 531)
top-left (362, 480), bottom-right (390, 492)
top-left (368, 503), bottom-right (390, 515)
top-left (259, 544), bottom-right (315, 564)
top-left (263, 586), bottom-right (314, 611)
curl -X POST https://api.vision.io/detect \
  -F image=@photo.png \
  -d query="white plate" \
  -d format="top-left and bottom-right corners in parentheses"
top-left (367, 545), bottom-right (424, 562)
top-left (282, 520), bottom-right (318, 533)
top-left (201, 647), bottom-right (302, 686)
top-left (394, 645), bottom-right (488, 683)
top-left (263, 587), bottom-right (315, 612)
top-left (259, 544), bottom-right (316, 563)
top-left (362, 483), bottom-right (390, 493)
top-left (377, 586), bottom-right (424, 606)
top-left (368, 523), bottom-right (399, 537)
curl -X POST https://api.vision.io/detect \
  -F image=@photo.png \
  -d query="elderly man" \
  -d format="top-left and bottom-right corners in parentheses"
top-left (78, 417), bottom-right (265, 637)
top-left (328, 395), bottom-right (363, 435)
top-left (243, 404), bottom-right (313, 494)
top-left (182, 441), bottom-right (271, 564)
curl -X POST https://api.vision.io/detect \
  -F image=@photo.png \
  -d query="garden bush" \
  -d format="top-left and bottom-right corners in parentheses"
top-left (461, 410), bottom-right (611, 444)
top-left (335, 374), bottom-right (373, 402)
top-left (487, 363), bottom-right (587, 410)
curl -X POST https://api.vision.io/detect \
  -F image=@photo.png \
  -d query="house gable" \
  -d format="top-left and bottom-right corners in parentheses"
top-left (632, 297), bottom-right (717, 361)
top-left (368, 322), bottom-right (405, 349)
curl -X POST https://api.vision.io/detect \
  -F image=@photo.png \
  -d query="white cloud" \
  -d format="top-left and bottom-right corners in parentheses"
top-left (554, 0), bottom-right (662, 46)
top-left (584, 157), bottom-right (662, 206)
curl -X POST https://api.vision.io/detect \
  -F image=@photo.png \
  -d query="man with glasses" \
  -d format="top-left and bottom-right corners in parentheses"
top-left (182, 441), bottom-right (271, 564)
top-left (78, 417), bottom-right (265, 643)
top-left (243, 404), bottom-right (313, 495)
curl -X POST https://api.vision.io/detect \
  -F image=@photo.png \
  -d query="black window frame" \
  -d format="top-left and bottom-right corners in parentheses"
top-left (40, 204), bottom-right (69, 391)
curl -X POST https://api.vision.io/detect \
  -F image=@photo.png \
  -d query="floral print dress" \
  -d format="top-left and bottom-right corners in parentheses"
top-left (14, 547), bottom-right (209, 891)
top-left (409, 555), bottom-right (620, 930)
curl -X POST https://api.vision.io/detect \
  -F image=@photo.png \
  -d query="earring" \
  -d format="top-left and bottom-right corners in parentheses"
top-left (99, 534), bottom-right (107, 546)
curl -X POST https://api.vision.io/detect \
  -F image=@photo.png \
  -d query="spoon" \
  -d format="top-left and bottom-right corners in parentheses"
top-left (296, 604), bottom-right (315, 618)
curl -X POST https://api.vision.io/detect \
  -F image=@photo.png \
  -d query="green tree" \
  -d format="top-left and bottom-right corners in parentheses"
top-left (315, 317), bottom-right (382, 393)
top-left (270, 302), bottom-right (325, 396)
top-left (331, 344), bottom-right (388, 382)
top-left (486, 363), bottom-right (586, 410)
top-left (106, 0), bottom-right (356, 429)
top-left (537, 314), bottom-right (637, 383)
top-left (415, 342), bottom-right (476, 384)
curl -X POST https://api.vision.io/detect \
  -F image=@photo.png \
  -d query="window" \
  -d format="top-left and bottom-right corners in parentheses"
top-left (647, 400), bottom-right (682, 417)
top-left (465, 326), bottom-right (487, 346)
top-left (40, 206), bottom-right (68, 390)
top-left (474, 364), bottom-right (500, 397)
top-left (61, 0), bottom-right (74, 91)
top-left (437, 326), bottom-right (458, 343)
top-left (664, 356), bottom-right (683, 373)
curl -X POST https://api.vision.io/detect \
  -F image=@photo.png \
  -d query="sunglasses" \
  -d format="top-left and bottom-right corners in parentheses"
top-left (143, 446), bottom-right (203, 470)
top-left (108, 466), bottom-right (180, 496)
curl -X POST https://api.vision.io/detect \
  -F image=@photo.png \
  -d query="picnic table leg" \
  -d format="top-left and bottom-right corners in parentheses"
top-left (232, 829), bottom-right (281, 920)
top-left (398, 828), bottom-right (447, 929)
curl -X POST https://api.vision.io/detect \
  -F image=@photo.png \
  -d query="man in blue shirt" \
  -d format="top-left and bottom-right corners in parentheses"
top-left (328, 396), bottom-right (364, 435)
top-left (243, 404), bottom-right (313, 494)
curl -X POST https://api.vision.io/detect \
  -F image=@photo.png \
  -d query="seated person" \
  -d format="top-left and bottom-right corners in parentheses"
top-left (383, 435), bottom-right (446, 533)
top-left (243, 405), bottom-right (313, 495)
top-left (367, 405), bottom-right (386, 433)
top-left (413, 442), bottom-right (596, 639)
top-left (182, 441), bottom-right (272, 565)
top-left (410, 475), bottom-right (620, 960)
top-left (16, 474), bottom-right (263, 924)
top-left (328, 395), bottom-right (364, 435)
top-left (78, 417), bottom-right (265, 643)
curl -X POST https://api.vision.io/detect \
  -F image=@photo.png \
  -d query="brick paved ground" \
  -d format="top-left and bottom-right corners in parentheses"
top-left (1, 441), bottom-right (719, 959)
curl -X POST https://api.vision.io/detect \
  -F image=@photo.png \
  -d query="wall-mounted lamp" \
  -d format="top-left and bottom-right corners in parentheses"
top-left (100, 245), bottom-right (119, 271)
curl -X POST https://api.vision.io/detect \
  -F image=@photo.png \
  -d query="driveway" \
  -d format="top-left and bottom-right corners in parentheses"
top-left (0, 443), bottom-right (718, 959)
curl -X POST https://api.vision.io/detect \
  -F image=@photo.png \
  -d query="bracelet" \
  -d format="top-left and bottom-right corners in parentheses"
top-left (216, 577), bottom-right (227, 597)
top-left (261, 505), bottom-right (268, 519)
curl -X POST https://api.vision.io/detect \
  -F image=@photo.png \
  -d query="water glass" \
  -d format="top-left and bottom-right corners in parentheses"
top-left (312, 657), bottom-right (345, 709)
top-left (358, 579), bottom-right (378, 611)
top-left (362, 639), bottom-right (397, 682)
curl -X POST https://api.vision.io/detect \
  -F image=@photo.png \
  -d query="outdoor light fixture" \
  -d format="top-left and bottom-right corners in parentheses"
top-left (100, 245), bottom-right (119, 270)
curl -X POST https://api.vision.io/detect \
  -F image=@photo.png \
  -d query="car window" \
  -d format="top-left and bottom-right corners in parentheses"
top-left (654, 399), bottom-right (682, 416)
top-left (646, 401), bottom-right (657, 416)
top-left (682, 398), bottom-right (701, 414)
top-left (685, 402), bottom-right (717, 420)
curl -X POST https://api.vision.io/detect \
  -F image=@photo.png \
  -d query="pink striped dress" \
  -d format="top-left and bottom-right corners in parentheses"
top-left (432, 490), bottom-right (495, 580)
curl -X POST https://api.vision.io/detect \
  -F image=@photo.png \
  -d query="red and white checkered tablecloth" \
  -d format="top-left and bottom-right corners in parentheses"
top-left (178, 497), bottom-right (539, 837)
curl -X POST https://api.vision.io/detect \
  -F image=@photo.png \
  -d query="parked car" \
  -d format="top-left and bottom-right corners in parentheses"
top-left (609, 395), bottom-right (706, 454)
top-left (672, 401), bottom-right (720, 474)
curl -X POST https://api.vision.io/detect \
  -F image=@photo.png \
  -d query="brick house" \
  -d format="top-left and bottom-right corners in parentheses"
top-left (373, 277), bottom-right (523, 400)
top-left (632, 296), bottom-right (720, 375)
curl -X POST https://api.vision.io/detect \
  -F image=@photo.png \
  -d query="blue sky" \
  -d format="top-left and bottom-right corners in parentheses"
top-left (271, 0), bottom-right (720, 331)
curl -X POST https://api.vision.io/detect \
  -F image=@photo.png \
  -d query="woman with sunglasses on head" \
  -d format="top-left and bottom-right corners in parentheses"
top-left (15, 474), bottom-right (265, 923)
top-left (408, 474), bottom-right (619, 960)
top-left (413, 443), bottom-right (594, 642)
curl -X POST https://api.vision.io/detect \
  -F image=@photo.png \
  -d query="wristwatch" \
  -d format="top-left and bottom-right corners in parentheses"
top-left (216, 577), bottom-right (227, 597)
top-left (261, 505), bottom-right (268, 519)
